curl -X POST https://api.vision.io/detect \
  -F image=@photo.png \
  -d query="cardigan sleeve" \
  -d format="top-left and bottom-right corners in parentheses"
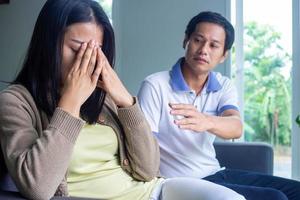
top-left (0, 88), bottom-right (84, 200)
top-left (117, 97), bottom-right (160, 181)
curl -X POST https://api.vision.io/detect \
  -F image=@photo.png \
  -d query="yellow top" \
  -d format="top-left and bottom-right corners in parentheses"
top-left (67, 124), bottom-right (163, 200)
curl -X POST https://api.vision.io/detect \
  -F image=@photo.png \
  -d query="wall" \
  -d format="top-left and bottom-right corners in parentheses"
top-left (0, 0), bottom-right (229, 94)
top-left (0, 0), bottom-right (46, 91)
top-left (112, 0), bottom-right (229, 95)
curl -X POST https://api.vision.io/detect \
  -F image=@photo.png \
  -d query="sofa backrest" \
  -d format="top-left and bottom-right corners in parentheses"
top-left (214, 141), bottom-right (274, 175)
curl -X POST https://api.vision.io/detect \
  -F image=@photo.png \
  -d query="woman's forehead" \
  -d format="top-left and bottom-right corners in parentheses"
top-left (64, 22), bottom-right (104, 44)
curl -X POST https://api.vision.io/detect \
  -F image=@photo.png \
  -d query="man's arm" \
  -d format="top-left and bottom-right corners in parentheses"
top-left (170, 103), bottom-right (242, 139)
top-left (206, 109), bottom-right (242, 139)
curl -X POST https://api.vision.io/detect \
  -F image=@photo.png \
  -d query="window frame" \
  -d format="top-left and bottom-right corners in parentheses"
top-left (292, 0), bottom-right (300, 180)
top-left (231, 0), bottom-right (300, 180)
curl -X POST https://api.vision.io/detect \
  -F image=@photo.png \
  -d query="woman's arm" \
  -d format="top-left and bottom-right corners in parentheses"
top-left (117, 97), bottom-right (160, 181)
top-left (0, 87), bottom-right (84, 200)
top-left (0, 41), bottom-right (102, 200)
top-left (96, 49), bottom-right (160, 181)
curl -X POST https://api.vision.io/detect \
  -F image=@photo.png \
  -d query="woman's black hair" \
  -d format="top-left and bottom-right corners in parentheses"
top-left (185, 11), bottom-right (235, 53)
top-left (14, 0), bottom-right (115, 124)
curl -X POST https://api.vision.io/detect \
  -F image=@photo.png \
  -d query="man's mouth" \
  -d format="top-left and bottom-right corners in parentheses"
top-left (194, 57), bottom-right (209, 64)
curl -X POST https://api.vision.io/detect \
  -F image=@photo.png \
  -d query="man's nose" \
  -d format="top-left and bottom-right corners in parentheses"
top-left (197, 42), bottom-right (209, 55)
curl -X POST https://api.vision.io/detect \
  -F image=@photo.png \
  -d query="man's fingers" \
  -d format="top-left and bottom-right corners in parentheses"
top-left (177, 124), bottom-right (196, 131)
top-left (175, 118), bottom-right (197, 125)
top-left (170, 109), bottom-right (196, 117)
top-left (169, 103), bottom-right (197, 110)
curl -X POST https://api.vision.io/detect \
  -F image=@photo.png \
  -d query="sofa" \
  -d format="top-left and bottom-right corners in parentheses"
top-left (214, 141), bottom-right (274, 175)
top-left (0, 141), bottom-right (273, 199)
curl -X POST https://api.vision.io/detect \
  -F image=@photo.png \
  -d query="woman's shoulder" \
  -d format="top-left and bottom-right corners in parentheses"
top-left (1, 84), bottom-right (30, 98)
top-left (0, 84), bottom-right (35, 109)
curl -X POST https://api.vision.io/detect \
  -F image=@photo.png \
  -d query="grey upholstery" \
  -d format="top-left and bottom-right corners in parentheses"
top-left (0, 150), bottom-right (18, 192)
top-left (214, 141), bottom-right (274, 175)
top-left (0, 142), bottom-right (273, 199)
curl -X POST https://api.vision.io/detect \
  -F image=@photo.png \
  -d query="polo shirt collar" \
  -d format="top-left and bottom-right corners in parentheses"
top-left (206, 71), bottom-right (222, 92)
top-left (170, 58), bottom-right (190, 92)
top-left (170, 57), bottom-right (222, 93)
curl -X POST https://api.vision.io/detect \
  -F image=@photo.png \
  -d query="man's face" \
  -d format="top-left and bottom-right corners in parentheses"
top-left (183, 22), bottom-right (227, 74)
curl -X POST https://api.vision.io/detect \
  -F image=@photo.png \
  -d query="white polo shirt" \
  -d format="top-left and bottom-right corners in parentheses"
top-left (138, 58), bottom-right (239, 178)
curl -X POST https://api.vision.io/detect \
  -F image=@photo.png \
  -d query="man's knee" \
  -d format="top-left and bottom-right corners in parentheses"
top-left (161, 178), bottom-right (246, 200)
top-left (262, 188), bottom-right (288, 200)
top-left (221, 194), bottom-right (246, 200)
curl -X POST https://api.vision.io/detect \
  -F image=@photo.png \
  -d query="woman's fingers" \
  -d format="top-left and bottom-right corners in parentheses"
top-left (80, 40), bottom-right (95, 73)
top-left (91, 48), bottom-right (104, 85)
top-left (97, 80), bottom-right (104, 89)
top-left (95, 48), bottom-right (110, 83)
top-left (72, 43), bottom-right (87, 72)
top-left (98, 48), bottom-right (112, 72)
top-left (87, 47), bottom-right (97, 75)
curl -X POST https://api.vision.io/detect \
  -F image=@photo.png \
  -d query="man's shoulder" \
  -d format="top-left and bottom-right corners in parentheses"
top-left (213, 72), bottom-right (233, 88)
top-left (213, 71), bottom-right (230, 81)
top-left (143, 70), bottom-right (170, 84)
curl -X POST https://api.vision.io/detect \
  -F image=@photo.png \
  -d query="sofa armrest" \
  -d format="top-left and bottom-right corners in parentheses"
top-left (214, 141), bottom-right (274, 175)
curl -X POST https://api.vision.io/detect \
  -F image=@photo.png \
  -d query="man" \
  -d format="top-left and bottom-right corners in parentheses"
top-left (138, 11), bottom-right (300, 200)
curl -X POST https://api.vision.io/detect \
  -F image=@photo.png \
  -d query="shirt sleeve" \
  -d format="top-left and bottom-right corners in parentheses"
top-left (217, 79), bottom-right (239, 115)
top-left (137, 80), bottom-right (161, 133)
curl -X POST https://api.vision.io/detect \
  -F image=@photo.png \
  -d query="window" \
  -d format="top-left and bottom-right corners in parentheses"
top-left (96, 0), bottom-right (112, 21)
top-left (231, 0), bottom-right (293, 178)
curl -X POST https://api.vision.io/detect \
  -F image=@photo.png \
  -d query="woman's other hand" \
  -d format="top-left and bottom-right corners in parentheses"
top-left (96, 48), bottom-right (134, 108)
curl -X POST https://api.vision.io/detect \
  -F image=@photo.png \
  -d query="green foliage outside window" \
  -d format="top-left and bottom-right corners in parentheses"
top-left (296, 115), bottom-right (300, 128)
top-left (240, 22), bottom-right (292, 146)
top-left (97, 0), bottom-right (112, 20)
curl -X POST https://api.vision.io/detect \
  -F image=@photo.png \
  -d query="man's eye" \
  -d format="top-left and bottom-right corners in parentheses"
top-left (211, 44), bottom-right (219, 48)
top-left (194, 38), bottom-right (200, 43)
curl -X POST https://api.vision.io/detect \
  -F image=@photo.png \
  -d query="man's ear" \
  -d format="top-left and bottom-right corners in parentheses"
top-left (219, 50), bottom-right (229, 63)
top-left (183, 36), bottom-right (188, 49)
